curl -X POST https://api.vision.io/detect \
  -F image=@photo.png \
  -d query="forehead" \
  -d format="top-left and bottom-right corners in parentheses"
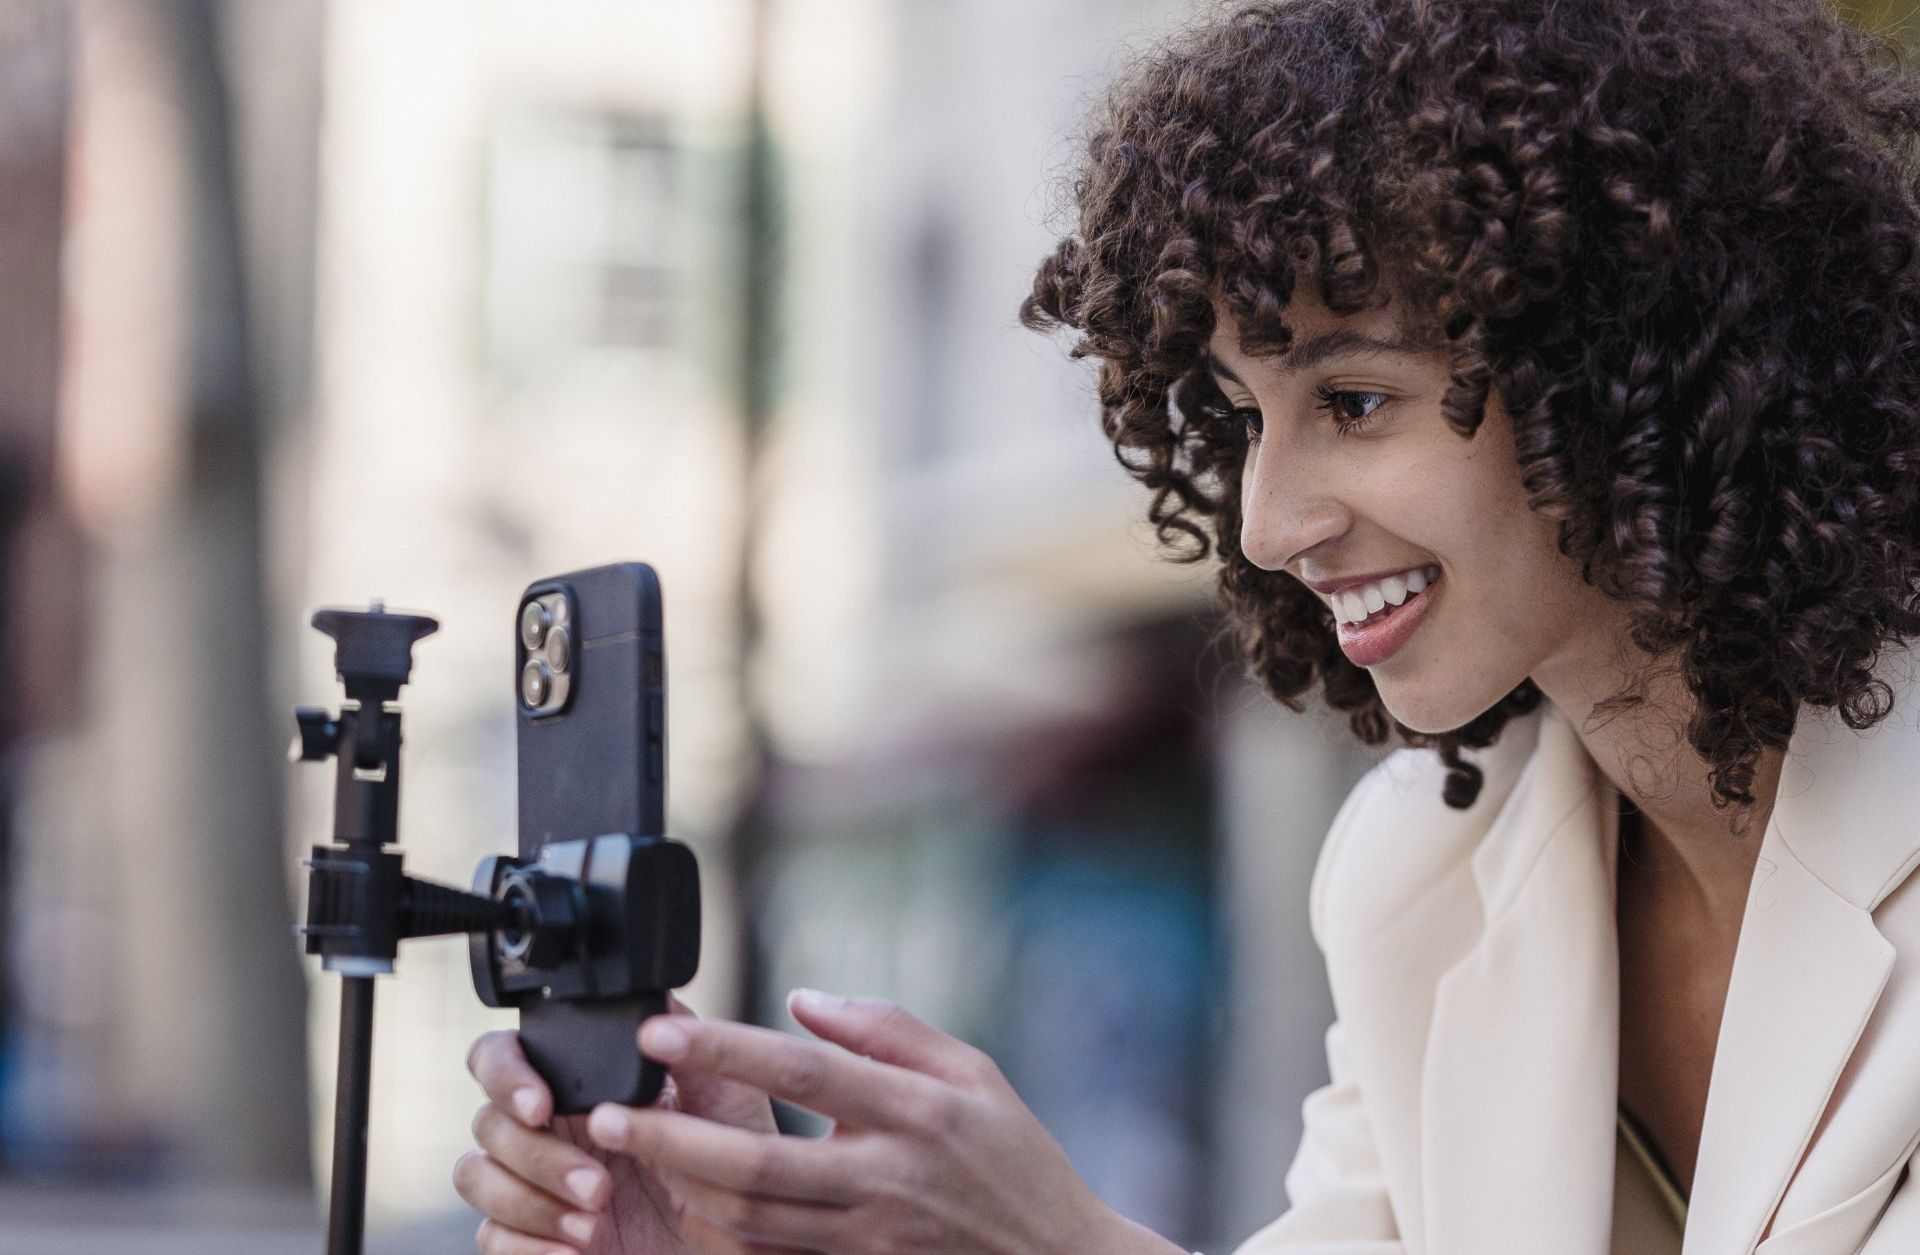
top-left (1206, 291), bottom-right (1420, 380)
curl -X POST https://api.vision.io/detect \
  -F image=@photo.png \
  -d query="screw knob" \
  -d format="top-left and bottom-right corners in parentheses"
top-left (291, 706), bottom-right (341, 762)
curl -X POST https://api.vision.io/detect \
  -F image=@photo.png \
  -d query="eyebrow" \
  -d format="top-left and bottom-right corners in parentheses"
top-left (1205, 329), bottom-right (1422, 386)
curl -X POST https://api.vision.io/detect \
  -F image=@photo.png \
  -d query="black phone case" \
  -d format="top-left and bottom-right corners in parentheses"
top-left (515, 562), bottom-right (670, 1113)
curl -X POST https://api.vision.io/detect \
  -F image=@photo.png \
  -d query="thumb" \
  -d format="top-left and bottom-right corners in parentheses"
top-left (787, 989), bottom-right (996, 1090)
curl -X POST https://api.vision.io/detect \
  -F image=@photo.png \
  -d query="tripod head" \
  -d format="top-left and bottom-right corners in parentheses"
top-left (294, 604), bottom-right (511, 976)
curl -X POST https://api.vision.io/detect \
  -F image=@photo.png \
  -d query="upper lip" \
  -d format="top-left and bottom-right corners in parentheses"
top-left (1302, 566), bottom-right (1434, 596)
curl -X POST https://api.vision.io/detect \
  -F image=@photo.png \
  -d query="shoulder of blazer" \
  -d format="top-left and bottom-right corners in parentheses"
top-left (1308, 707), bottom-right (1552, 960)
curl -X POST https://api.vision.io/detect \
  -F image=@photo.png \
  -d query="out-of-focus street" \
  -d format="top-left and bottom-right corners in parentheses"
top-left (0, 1185), bottom-right (470, 1254)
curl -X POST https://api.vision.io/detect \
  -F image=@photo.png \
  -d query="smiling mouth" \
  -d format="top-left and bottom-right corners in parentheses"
top-left (1333, 570), bottom-right (1441, 667)
top-left (1328, 565), bottom-right (1441, 628)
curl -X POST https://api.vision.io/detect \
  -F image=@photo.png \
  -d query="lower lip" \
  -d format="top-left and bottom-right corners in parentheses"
top-left (1335, 575), bottom-right (1440, 667)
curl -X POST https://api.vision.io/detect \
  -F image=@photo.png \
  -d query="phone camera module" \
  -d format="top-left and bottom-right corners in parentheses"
top-left (521, 658), bottom-right (553, 708)
top-left (517, 591), bottom-right (573, 716)
top-left (520, 601), bottom-right (551, 651)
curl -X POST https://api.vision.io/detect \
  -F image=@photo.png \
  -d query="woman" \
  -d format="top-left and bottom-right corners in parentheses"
top-left (454, 0), bottom-right (1920, 1250)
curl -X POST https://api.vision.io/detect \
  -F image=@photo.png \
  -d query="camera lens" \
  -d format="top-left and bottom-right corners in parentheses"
top-left (520, 601), bottom-right (550, 651)
top-left (521, 658), bottom-right (552, 707)
top-left (544, 626), bottom-right (571, 673)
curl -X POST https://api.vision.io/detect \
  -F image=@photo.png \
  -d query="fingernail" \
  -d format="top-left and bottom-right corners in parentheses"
top-left (561, 1212), bottom-right (597, 1243)
top-left (642, 1019), bottom-right (689, 1060)
top-left (587, 1103), bottom-right (627, 1148)
top-left (790, 987), bottom-right (845, 1011)
top-left (512, 1087), bottom-right (542, 1124)
top-left (566, 1167), bottom-right (604, 1207)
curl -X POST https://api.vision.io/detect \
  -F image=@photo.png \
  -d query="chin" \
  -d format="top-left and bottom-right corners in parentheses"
top-left (1373, 680), bottom-right (1504, 738)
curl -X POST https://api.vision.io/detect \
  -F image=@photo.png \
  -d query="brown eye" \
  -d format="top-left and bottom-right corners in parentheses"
top-left (1312, 386), bottom-right (1387, 432)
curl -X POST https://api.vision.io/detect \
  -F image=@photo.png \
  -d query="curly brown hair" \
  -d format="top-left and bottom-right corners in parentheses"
top-left (1019, 0), bottom-right (1920, 813)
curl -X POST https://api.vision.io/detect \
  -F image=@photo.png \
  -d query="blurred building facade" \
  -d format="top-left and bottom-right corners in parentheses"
top-left (6, 0), bottom-right (317, 1196)
top-left (0, 1), bottom-right (1387, 1251)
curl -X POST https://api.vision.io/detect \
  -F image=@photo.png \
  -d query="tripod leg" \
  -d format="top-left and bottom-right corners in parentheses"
top-left (328, 976), bottom-right (377, 1255)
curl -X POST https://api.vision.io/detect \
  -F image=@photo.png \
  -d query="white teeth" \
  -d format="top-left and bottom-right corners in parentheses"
top-left (1331, 565), bottom-right (1441, 626)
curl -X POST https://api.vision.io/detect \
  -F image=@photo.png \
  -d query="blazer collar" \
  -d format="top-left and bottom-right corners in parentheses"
top-left (1416, 645), bottom-right (1920, 1255)
top-left (1685, 645), bottom-right (1920, 1252)
top-left (1419, 702), bottom-right (1621, 1255)
top-left (1768, 645), bottom-right (1920, 913)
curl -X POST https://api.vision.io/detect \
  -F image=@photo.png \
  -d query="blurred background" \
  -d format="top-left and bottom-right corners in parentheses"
top-left (0, 1), bottom-right (1905, 1252)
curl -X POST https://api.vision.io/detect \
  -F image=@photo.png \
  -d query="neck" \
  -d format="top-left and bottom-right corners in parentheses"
top-left (1533, 644), bottom-right (1779, 929)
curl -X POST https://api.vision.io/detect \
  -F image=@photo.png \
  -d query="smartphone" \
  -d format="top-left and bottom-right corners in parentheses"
top-left (513, 561), bottom-right (674, 1112)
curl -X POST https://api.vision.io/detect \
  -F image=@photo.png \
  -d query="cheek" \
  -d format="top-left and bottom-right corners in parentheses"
top-left (1414, 436), bottom-right (1542, 557)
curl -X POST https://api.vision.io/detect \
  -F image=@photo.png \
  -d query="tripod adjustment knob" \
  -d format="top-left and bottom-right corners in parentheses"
top-left (292, 706), bottom-right (341, 763)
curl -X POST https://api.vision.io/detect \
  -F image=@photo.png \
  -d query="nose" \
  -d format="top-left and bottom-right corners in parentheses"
top-left (1239, 439), bottom-right (1350, 571)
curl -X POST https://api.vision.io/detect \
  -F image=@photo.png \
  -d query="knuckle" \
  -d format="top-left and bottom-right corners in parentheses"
top-left (775, 1047), bottom-right (831, 1103)
top-left (743, 1143), bottom-right (783, 1194)
top-left (452, 1151), bottom-right (485, 1196)
top-left (694, 1029), bottom-right (730, 1072)
top-left (959, 1045), bottom-right (1004, 1090)
top-left (467, 1030), bottom-right (510, 1079)
top-left (469, 1105), bottom-right (496, 1145)
top-left (716, 1190), bottom-right (763, 1230)
top-left (466, 1033), bottom-right (496, 1080)
top-left (908, 1089), bottom-right (967, 1141)
top-left (869, 1000), bottom-right (914, 1036)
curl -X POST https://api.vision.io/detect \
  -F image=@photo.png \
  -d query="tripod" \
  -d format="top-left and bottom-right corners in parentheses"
top-left (292, 604), bottom-right (516, 1255)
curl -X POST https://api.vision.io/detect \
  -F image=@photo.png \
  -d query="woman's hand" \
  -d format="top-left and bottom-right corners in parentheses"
top-left (455, 995), bottom-right (776, 1255)
top-left (583, 990), bottom-right (1182, 1255)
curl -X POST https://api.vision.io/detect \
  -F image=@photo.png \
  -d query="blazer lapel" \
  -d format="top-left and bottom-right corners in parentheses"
top-left (1419, 705), bottom-right (1621, 1255)
top-left (1684, 649), bottom-right (1920, 1253)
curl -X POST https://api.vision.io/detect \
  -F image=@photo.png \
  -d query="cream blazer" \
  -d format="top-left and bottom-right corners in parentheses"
top-left (1237, 646), bottom-right (1920, 1255)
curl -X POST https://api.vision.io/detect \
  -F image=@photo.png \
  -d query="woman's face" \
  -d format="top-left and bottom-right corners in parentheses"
top-left (1211, 286), bottom-right (1622, 734)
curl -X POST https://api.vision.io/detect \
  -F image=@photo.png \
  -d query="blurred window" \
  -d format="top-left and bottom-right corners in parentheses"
top-left (483, 110), bottom-right (677, 381)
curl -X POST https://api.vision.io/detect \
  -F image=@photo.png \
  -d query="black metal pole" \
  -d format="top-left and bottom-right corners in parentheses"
top-left (328, 976), bottom-right (377, 1255)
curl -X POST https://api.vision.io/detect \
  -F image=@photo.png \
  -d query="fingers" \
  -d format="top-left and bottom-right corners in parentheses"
top-left (468, 1030), bottom-right (552, 1127)
top-left (665, 1169), bottom-right (842, 1251)
top-left (587, 1105), bottom-right (858, 1206)
top-left (453, 1151), bottom-right (599, 1250)
top-left (471, 1105), bottom-right (610, 1211)
top-left (786, 991), bottom-right (1000, 1091)
top-left (638, 1016), bottom-right (940, 1128)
